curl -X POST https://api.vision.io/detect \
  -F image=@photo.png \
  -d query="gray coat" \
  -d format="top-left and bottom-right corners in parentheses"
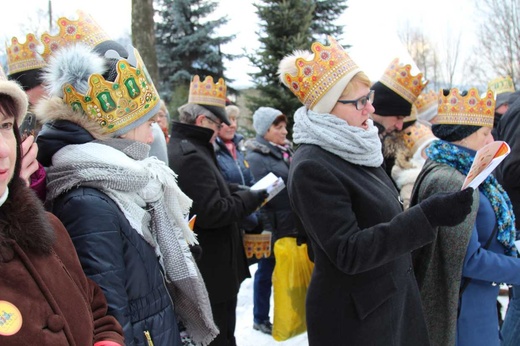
top-left (288, 144), bottom-right (436, 346)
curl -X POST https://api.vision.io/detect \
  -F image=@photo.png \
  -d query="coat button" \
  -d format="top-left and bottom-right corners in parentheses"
top-left (407, 266), bottom-right (412, 274)
top-left (47, 315), bottom-right (65, 332)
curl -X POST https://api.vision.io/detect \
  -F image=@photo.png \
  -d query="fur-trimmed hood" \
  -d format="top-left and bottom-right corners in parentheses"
top-left (35, 96), bottom-right (111, 140)
top-left (0, 178), bottom-right (55, 257)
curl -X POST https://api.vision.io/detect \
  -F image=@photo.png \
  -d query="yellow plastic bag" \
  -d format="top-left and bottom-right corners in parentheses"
top-left (272, 237), bottom-right (314, 341)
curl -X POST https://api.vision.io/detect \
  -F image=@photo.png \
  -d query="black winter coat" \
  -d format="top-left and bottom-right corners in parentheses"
top-left (245, 136), bottom-right (298, 240)
top-left (168, 122), bottom-right (261, 303)
top-left (37, 120), bottom-right (182, 346)
top-left (288, 144), bottom-right (436, 346)
top-left (496, 98), bottom-right (520, 221)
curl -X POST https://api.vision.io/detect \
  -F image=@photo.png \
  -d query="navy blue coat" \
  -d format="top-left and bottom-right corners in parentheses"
top-left (215, 134), bottom-right (260, 233)
top-left (37, 120), bottom-right (181, 346)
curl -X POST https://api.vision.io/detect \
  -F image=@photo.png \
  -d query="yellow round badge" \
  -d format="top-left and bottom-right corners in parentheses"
top-left (0, 301), bottom-right (22, 336)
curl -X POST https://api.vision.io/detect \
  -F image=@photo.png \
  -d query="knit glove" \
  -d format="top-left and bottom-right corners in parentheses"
top-left (419, 188), bottom-right (474, 227)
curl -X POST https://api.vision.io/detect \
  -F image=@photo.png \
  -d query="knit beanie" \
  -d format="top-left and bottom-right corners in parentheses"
top-left (253, 107), bottom-right (283, 136)
top-left (371, 81), bottom-right (413, 116)
top-left (432, 124), bottom-right (481, 142)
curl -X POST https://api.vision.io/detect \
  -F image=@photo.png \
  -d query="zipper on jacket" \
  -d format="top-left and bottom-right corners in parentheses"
top-left (234, 158), bottom-right (246, 185)
top-left (144, 330), bottom-right (154, 346)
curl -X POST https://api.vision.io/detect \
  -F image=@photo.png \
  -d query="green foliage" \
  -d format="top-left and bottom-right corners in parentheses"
top-left (312, 0), bottom-right (349, 39)
top-left (246, 0), bottom-right (349, 137)
top-left (154, 0), bottom-right (236, 102)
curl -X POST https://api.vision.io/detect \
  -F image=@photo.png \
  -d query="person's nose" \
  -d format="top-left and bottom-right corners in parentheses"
top-left (364, 102), bottom-right (375, 114)
top-left (147, 128), bottom-right (154, 144)
top-left (0, 133), bottom-right (10, 159)
top-left (395, 119), bottom-right (404, 131)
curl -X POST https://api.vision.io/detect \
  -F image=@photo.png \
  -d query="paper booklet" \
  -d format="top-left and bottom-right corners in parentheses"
top-left (461, 141), bottom-right (510, 190)
top-left (250, 172), bottom-right (285, 206)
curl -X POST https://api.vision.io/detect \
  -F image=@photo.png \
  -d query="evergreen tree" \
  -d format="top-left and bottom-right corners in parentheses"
top-left (247, 0), bottom-right (349, 135)
top-left (154, 0), bottom-right (235, 112)
top-left (247, 0), bottom-right (314, 134)
top-left (312, 0), bottom-right (349, 39)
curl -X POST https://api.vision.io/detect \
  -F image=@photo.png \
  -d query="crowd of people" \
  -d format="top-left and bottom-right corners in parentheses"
top-left (1, 8), bottom-right (520, 346)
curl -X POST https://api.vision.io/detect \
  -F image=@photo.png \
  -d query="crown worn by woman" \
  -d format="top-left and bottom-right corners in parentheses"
top-left (35, 43), bottom-right (217, 346)
top-left (411, 87), bottom-right (520, 346)
top-left (279, 36), bottom-right (474, 346)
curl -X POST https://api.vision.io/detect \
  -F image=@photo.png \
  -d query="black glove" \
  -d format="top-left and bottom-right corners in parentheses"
top-left (252, 189), bottom-right (269, 204)
top-left (419, 188), bottom-right (474, 227)
top-left (189, 244), bottom-right (203, 262)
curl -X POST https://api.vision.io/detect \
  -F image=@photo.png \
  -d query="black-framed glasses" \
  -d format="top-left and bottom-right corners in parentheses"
top-left (205, 116), bottom-right (223, 129)
top-left (337, 90), bottom-right (375, 110)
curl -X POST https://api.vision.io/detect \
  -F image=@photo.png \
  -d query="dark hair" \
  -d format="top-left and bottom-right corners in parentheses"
top-left (272, 114), bottom-right (288, 126)
top-left (0, 94), bottom-right (23, 190)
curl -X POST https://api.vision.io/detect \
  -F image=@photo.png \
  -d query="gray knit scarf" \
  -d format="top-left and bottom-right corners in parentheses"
top-left (293, 106), bottom-right (383, 167)
top-left (46, 139), bottom-right (218, 345)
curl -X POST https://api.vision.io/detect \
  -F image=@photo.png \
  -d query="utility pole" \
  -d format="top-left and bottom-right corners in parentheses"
top-left (48, 0), bottom-right (53, 31)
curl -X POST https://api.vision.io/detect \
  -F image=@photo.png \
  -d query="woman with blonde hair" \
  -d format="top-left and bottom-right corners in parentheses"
top-left (278, 36), bottom-right (473, 345)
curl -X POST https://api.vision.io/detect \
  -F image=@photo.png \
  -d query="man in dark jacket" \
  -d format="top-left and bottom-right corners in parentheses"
top-left (496, 94), bottom-right (520, 345)
top-left (168, 75), bottom-right (268, 346)
top-left (370, 58), bottom-right (427, 177)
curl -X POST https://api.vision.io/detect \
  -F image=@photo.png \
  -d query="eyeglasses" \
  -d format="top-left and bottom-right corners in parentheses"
top-left (205, 116), bottom-right (223, 129)
top-left (337, 90), bottom-right (375, 110)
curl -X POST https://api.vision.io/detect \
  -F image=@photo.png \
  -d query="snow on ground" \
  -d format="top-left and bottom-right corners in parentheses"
top-left (234, 266), bottom-right (512, 346)
top-left (235, 263), bottom-right (309, 346)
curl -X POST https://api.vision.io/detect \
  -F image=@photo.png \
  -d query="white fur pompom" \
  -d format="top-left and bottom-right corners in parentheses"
top-left (43, 43), bottom-right (107, 97)
top-left (277, 49), bottom-right (313, 86)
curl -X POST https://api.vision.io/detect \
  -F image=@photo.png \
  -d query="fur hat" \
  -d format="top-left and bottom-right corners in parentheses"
top-left (41, 43), bottom-right (160, 137)
top-left (253, 107), bottom-right (284, 136)
top-left (0, 64), bottom-right (29, 124)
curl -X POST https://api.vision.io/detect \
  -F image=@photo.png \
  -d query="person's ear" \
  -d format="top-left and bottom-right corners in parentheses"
top-left (195, 114), bottom-right (205, 126)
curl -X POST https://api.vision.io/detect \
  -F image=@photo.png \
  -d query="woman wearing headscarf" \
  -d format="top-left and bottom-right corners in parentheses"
top-left (0, 65), bottom-right (124, 345)
top-left (35, 43), bottom-right (217, 346)
top-left (277, 36), bottom-right (474, 345)
top-left (411, 88), bottom-right (520, 346)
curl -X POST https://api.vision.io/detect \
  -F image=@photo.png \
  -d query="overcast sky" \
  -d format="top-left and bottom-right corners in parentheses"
top-left (1, 0), bottom-right (477, 89)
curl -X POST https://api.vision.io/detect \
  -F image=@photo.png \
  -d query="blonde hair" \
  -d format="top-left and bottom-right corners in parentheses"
top-left (225, 105), bottom-right (240, 118)
top-left (340, 72), bottom-right (371, 98)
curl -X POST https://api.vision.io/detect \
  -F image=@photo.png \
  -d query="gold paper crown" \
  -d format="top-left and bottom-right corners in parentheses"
top-left (488, 75), bottom-right (515, 96)
top-left (436, 88), bottom-right (495, 128)
top-left (188, 75), bottom-right (227, 107)
top-left (41, 10), bottom-right (111, 58)
top-left (401, 122), bottom-right (435, 152)
top-left (5, 34), bottom-right (47, 76)
top-left (380, 58), bottom-right (428, 104)
top-left (243, 233), bottom-right (272, 259)
top-left (62, 47), bottom-right (160, 135)
top-left (282, 36), bottom-right (360, 109)
top-left (414, 90), bottom-right (438, 114)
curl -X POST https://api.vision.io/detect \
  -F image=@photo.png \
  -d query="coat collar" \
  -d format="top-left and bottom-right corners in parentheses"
top-left (245, 135), bottom-right (283, 159)
top-left (0, 178), bottom-right (55, 256)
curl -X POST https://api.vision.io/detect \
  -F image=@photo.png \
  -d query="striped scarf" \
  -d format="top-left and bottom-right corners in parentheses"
top-left (46, 139), bottom-right (218, 345)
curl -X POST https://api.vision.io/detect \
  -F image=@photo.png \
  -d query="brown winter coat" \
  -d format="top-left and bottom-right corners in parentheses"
top-left (0, 179), bottom-right (124, 346)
